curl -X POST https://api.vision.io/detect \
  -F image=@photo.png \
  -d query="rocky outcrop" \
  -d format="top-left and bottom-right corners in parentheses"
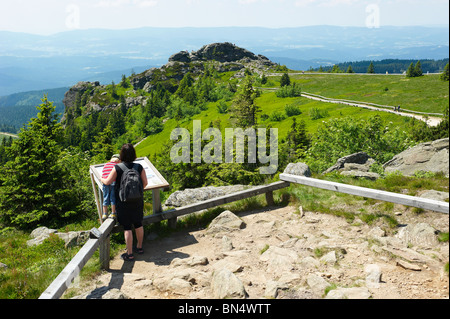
top-left (383, 138), bottom-right (449, 177)
top-left (321, 152), bottom-right (380, 180)
top-left (27, 226), bottom-right (89, 248)
top-left (169, 42), bottom-right (272, 65)
top-left (131, 42), bottom-right (277, 92)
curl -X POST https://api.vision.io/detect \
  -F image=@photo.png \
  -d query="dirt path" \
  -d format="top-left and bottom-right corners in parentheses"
top-left (300, 93), bottom-right (443, 127)
top-left (71, 203), bottom-right (449, 300)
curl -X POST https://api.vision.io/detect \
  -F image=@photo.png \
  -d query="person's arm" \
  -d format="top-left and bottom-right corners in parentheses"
top-left (140, 168), bottom-right (148, 189)
top-left (101, 167), bottom-right (117, 186)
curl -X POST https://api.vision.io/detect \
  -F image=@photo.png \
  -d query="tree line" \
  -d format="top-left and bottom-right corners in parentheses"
top-left (315, 58), bottom-right (449, 74)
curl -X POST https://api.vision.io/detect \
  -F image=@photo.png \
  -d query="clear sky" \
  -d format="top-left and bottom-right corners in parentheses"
top-left (0, 0), bottom-right (448, 35)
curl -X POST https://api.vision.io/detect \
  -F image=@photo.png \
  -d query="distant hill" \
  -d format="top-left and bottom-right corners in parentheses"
top-left (1, 26), bottom-right (448, 95)
top-left (0, 87), bottom-right (68, 131)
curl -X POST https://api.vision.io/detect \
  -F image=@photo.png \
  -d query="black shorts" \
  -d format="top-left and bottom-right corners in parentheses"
top-left (116, 201), bottom-right (144, 231)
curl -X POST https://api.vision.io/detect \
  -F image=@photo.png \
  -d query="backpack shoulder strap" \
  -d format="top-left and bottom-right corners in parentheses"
top-left (118, 162), bottom-right (128, 173)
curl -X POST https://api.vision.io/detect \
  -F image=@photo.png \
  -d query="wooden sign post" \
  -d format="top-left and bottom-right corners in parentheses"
top-left (89, 157), bottom-right (170, 223)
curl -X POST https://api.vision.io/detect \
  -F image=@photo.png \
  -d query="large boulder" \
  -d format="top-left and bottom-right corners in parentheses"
top-left (383, 138), bottom-right (449, 177)
top-left (323, 152), bottom-right (379, 180)
top-left (323, 152), bottom-right (372, 174)
top-left (164, 185), bottom-right (253, 208)
top-left (27, 226), bottom-right (89, 248)
top-left (283, 162), bottom-right (311, 177)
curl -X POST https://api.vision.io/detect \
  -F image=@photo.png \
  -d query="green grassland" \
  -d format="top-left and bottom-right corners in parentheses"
top-left (136, 90), bottom-right (414, 159)
top-left (274, 73), bottom-right (449, 114)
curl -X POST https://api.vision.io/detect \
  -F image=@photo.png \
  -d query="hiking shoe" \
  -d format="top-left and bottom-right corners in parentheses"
top-left (109, 213), bottom-right (117, 219)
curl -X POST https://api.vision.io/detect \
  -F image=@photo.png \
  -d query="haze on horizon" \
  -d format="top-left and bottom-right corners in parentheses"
top-left (0, 0), bottom-right (448, 36)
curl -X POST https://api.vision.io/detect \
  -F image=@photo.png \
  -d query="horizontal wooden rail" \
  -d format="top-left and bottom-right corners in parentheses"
top-left (280, 173), bottom-right (449, 214)
top-left (113, 181), bottom-right (290, 232)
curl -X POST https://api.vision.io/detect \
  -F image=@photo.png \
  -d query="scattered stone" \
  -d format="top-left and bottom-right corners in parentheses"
top-left (102, 288), bottom-right (130, 299)
top-left (167, 278), bottom-right (192, 295)
top-left (365, 264), bottom-right (382, 288)
top-left (320, 251), bottom-right (337, 265)
top-left (306, 274), bottom-right (330, 296)
top-left (211, 268), bottom-right (248, 299)
top-left (170, 256), bottom-right (209, 268)
top-left (368, 226), bottom-right (386, 238)
top-left (299, 256), bottom-right (320, 269)
top-left (212, 259), bottom-right (243, 273)
top-left (265, 280), bottom-right (288, 299)
top-left (259, 246), bottom-right (299, 272)
top-left (222, 236), bottom-right (234, 251)
top-left (396, 223), bottom-right (440, 248)
top-left (396, 260), bottom-right (422, 271)
top-left (326, 287), bottom-right (372, 299)
top-left (206, 210), bottom-right (246, 235)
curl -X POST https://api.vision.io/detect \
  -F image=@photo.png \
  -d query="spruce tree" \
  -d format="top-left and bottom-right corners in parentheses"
top-left (280, 73), bottom-right (291, 87)
top-left (440, 63), bottom-right (449, 81)
top-left (230, 76), bottom-right (260, 128)
top-left (414, 60), bottom-right (423, 77)
top-left (367, 62), bottom-right (375, 74)
top-left (406, 62), bottom-right (415, 77)
top-left (0, 96), bottom-right (74, 229)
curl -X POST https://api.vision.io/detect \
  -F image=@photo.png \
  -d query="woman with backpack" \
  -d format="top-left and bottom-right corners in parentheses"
top-left (101, 143), bottom-right (148, 261)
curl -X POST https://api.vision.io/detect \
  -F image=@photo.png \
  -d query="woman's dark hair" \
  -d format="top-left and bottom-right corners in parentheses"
top-left (120, 143), bottom-right (137, 163)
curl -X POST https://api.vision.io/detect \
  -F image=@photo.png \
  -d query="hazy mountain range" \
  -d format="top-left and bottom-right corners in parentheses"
top-left (0, 26), bottom-right (448, 96)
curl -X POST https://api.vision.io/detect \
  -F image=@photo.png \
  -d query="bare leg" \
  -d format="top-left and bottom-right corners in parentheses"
top-left (124, 230), bottom-right (134, 255)
top-left (135, 226), bottom-right (144, 250)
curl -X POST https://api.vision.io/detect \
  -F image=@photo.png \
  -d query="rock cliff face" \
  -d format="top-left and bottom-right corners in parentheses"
top-left (169, 42), bottom-right (271, 64)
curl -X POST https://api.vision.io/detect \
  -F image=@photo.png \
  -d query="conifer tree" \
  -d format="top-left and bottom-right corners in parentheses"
top-left (414, 60), bottom-right (423, 77)
top-left (367, 62), bottom-right (375, 74)
top-left (440, 63), bottom-right (449, 81)
top-left (280, 73), bottom-right (291, 87)
top-left (0, 96), bottom-right (74, 229)
top-left (406, 62), bottom-right (415, 77)
top-left (230, 76), bottom-right (260, 128)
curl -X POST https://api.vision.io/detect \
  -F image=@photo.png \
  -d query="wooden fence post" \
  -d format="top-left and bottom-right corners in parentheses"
top-left (265, 190), bottom-right (274, 206)
top-left (99, 233), bottom-right (111, 270)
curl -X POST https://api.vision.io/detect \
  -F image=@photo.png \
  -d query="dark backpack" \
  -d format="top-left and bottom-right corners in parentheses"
top-left (118, 163), bottom-right (143, 202)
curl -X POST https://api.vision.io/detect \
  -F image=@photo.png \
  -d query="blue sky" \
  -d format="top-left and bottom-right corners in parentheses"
top-left (1, 0), bottom-right (448, 35)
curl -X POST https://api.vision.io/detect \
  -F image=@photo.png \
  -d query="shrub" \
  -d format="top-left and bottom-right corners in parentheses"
top-left (285, 103), bottom-right (302, 117)
top-left (269, 111), bottom-right (287, 122)
top-left (276, 83), bottom-right (301, 98)
top-left (309, 108), bottom-right (328, 120)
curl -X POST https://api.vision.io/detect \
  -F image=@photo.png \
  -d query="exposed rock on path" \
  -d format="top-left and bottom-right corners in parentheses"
top-left (71, 203), bottom-right (449, 300)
